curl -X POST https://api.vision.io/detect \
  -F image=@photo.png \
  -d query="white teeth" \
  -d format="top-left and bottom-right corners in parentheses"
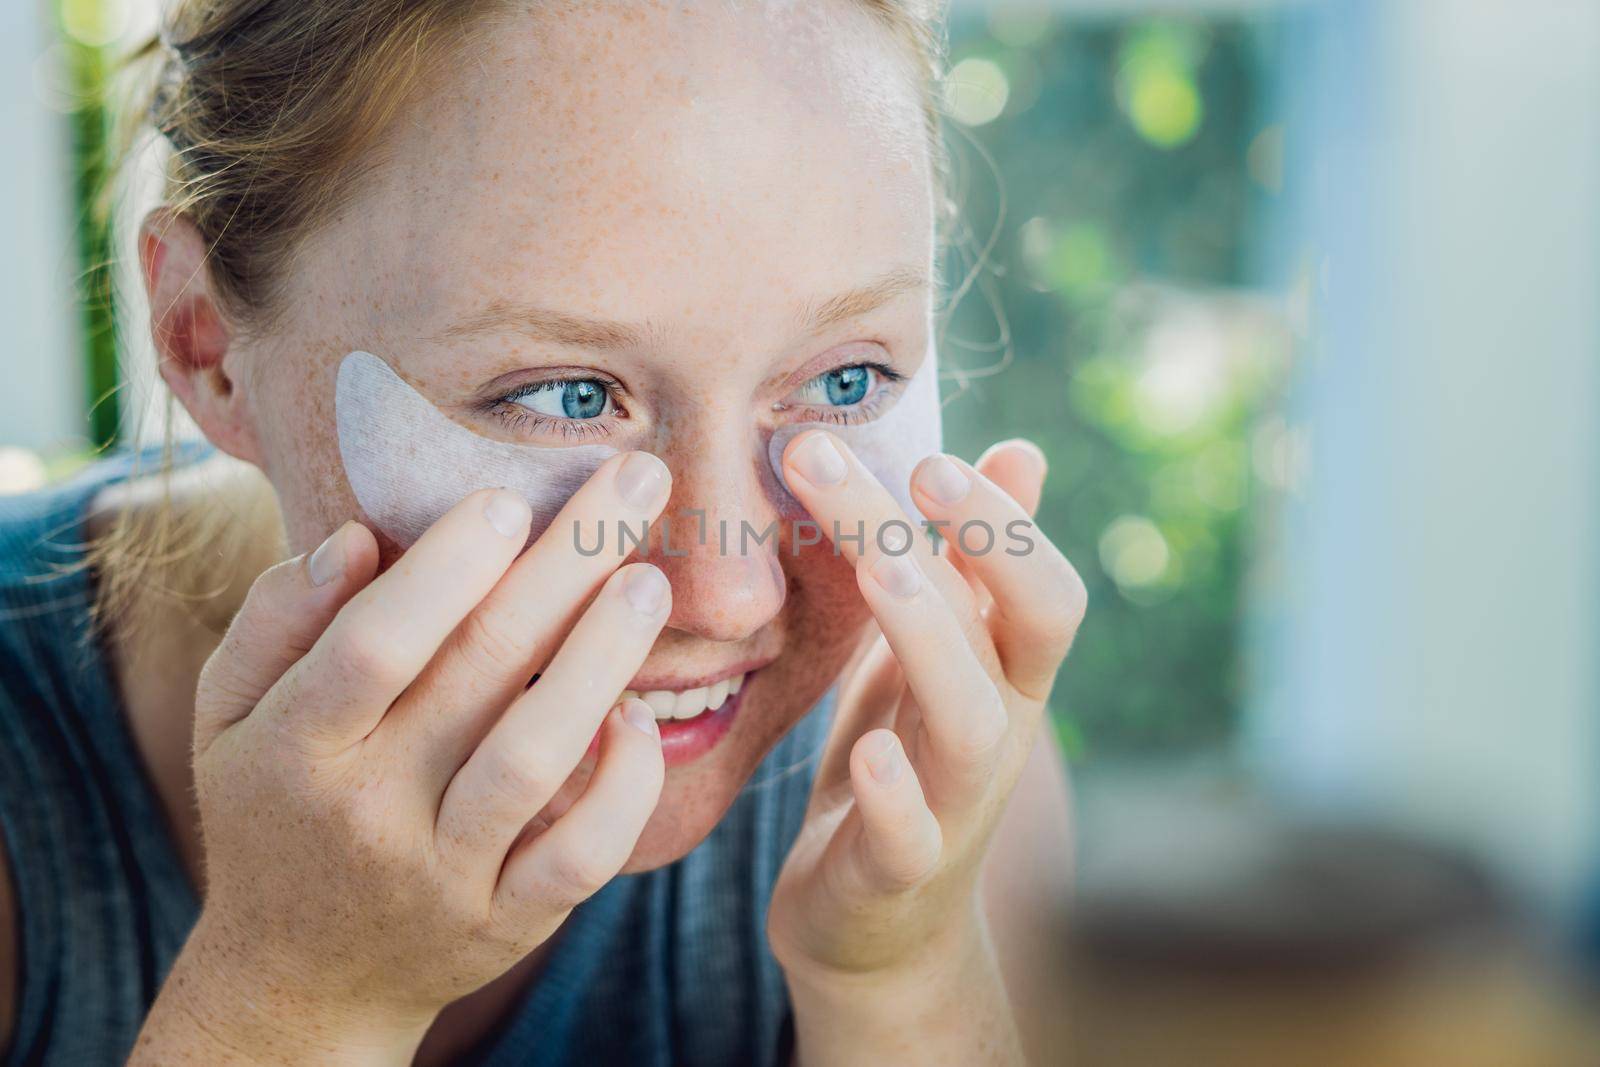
top-left (637, 690), bottom-right (674, 717)
top-left (625, 671), bottom-right (748, 720)
top-left (677, 687), bottom-right (710, 719)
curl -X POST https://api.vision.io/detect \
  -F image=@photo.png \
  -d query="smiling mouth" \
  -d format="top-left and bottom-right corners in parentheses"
top-left (621, 671), bottom-right (747, 722)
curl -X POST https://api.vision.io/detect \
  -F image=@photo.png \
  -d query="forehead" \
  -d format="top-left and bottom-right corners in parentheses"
top-left (307, 0), bottom-right (933, 342)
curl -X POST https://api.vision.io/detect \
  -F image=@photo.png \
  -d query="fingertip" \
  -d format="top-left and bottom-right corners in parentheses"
top-left (618, 697), bottom-right (660, 741)
top-left (593, 700), bottom-right (663, 770)
top-left (856, 728), bottom-right (905, 788)
top-left (781, 427), bottom-right (829, 468)
top-left (305, 520), bottom-right (379, 592)
top-left (597, 701), bottom-right (665, 798)
top-left (482, 488), bottom-right (533, 541)
top-left (338, 520), bottom-right (381, 583)
top-left (613, 450), bottom-right (672, 512)
top-left (784, 429), bottom-right (850, 489)
top-left (617, 562), bottom-right (671, 619)
top-left (863, 552), bottom-right (923, 602)
top-left (980, 438), bottom-right (1047, 477)
top-left (975, 440), bottom-right (1047, 515)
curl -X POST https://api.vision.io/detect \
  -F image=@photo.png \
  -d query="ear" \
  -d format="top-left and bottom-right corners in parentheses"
top-left (140, 208), bottom-right (264, 465)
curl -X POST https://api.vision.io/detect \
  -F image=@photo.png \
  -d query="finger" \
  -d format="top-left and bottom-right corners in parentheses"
top-left (857, 548), bottom-right (1009, 799)
top-left (848, 729), bottom-right (942, 892)
top-left (952, 441), bottom-right (1047, 607)
top-left (395, 451), bottom-right (671, 773)
top-left (814, 634), bottom-right (904, 795)
top-left (436, 562), bottom-right (671, 860)
top-left (494, 699), bottom-right (664, 916)
top-left (193, 521), bottom-right (378, 754)
top-left (272, 488), bottom-right (533, 748)
top-left (976, 439), bottom-right (1047, 518)
top-left (910, 452), bottom-right (1086, 704)
top-left (781, 430), bottom-right (988, 664)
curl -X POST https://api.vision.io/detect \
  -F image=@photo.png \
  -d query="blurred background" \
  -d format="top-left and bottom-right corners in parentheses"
top-left (2, 0), bottom-right (1597, 1063)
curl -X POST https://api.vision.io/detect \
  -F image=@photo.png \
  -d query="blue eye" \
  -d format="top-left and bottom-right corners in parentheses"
top-left (796, 365), bottom-right (876, 407)
top-left (511, 379), bottom-right (614, 419)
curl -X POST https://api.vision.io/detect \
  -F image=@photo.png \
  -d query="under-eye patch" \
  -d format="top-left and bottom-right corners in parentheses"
top-left (336, 350), bottom-right (618, 548)
top-left (764, 350), bottom-right (942, 521)
top-left (335, 348), bottom-right (943, 551)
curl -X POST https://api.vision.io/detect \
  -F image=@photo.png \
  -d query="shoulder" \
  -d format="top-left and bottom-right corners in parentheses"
top-left (0, 458), bottom-right (125, 682)
top-left (0, 445), bottom-right (207, 599)
top-left (0, 455), bottom-right (156, 1059)
top-left (0, 444), bottom-right (227, 1062)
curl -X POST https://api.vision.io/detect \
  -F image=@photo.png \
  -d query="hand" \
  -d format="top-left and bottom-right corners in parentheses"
top-left (767, 434), bottom-right (1085, 987)
top-left (132, 453), bottom-right (675, 1065)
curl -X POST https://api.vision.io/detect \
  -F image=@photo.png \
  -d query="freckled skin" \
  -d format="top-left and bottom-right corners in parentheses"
top-left (234, 0), bottom-right (933, 869)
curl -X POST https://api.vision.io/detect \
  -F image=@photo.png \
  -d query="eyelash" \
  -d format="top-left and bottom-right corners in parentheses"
top-left (786, 361), bottom-right (905, 425)
top-left (485, 376), bottom-right (626, 441)
top-left (481, 360), bottom-right (905, 440)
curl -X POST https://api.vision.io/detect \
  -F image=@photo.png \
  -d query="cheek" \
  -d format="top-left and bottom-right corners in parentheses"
top-left (778, 544), bottom-right (874, 665)
top-left (245, 350), bottom-right (366, 555)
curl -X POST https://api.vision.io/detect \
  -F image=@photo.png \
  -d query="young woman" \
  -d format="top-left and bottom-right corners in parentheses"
top-left (0, 1), bottom-right (1083, 1064)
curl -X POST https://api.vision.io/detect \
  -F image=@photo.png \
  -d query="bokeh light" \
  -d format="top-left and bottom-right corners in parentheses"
top-left (1099, 514), bottom-right (1172, 592)
top-left (1116, 23), bottom-right (1207, 149)
top-left (1132, 309), bottom-right (1230, 437)
top-left (0, 448), bottom-right (48, 496)
top-left (988, 10), bottom-right (1054, 49)
top-left (1018, 215), bottom-right (1115, 297)
top-left (944, 56), bottom-right (1011, 127)
top-left (1125, 69), bottom-right (1202, 148)
top-left (60, 0), bottom-right (129, 48)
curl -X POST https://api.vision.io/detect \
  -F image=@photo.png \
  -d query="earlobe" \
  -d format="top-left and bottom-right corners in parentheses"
top-left (141, 209), bottom-right (263, 465)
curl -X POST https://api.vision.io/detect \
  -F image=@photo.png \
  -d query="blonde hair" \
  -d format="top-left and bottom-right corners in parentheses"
top-left (92, 0), bottom-right (951, 631)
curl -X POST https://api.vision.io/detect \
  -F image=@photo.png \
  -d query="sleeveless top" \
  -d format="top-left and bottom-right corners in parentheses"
top-left (0, 449), bottom-right (831, 1067)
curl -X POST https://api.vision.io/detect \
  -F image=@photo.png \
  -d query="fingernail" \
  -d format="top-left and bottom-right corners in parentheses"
top-left (623, 565), bottom-right (669, 615)
top-left (919, 455), bottom-right (970, 505)
top-left (1007, 439), bottom-right (1048, 479)
top-left (792, 433), bottom-right (847, 487)
top-left (622, 698), bottom-right (659, 737)
top-left (616, 452), bottom-right (668, 510)
top-left (485, 491), bottom-right (530, 539)
top-left (867, 733), bottom-right (903, 785)
top-left (870, 554), bottom-right (922, 599)
top-left (879, 522), bottom-right (911, 554)
top-left (307, 524), bottom-right (347, 587)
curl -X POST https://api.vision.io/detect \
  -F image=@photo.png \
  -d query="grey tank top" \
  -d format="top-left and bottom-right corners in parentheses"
top-left (0, 449), bottom-right (829, 1066)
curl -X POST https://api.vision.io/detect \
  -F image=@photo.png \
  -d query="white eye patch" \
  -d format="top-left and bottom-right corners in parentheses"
top-left (766, 351), bottom-right (943, 522)
top-left (336, 350), bottom-right (618, 547)
top-left (335, 349), bottom-right (943, 551)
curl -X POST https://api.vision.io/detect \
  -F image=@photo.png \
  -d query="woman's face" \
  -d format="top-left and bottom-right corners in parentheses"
top-left (230, 0), bottom-right (934, 868)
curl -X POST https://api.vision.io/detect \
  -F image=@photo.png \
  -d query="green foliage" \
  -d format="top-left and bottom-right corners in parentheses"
top-left (938, 14), bottom-right (1285, 757)
top-left (59, 2), bottom-right (119, 450)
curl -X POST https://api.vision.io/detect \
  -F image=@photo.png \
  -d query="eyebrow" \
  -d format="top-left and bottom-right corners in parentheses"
top-left (434, 265), bottom-right (928, 349)
top-left (437, 301), bottom-right (643, 349)
top-left (795, 264), bottom-right (929, 335)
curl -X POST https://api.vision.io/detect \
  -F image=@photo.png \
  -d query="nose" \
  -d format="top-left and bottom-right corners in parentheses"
top-left (646, 420), bottom-right (787, 643)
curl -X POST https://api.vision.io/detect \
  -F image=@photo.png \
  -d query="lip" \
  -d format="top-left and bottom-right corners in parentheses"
top-left (655, 681), bottom-right (745, 766)
top-left (625, 657), bottom-right (774, 694)
top-left (584, 665), bottom-right (761, 767)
